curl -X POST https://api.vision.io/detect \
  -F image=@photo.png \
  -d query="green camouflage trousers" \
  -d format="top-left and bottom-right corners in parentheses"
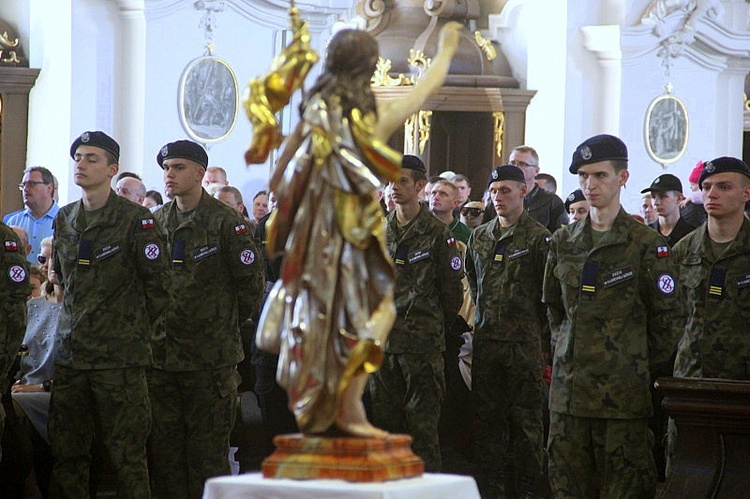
top-left (547, 411), bottom-right (656, 499)
top-left (49, 365), bottom-right (151, 499)
top-left (473, 340), bottom-right (544, 498)
top-left (148, 366), bottom-right (240, 499)
top-left (369, 352), bottom-right (445, 472)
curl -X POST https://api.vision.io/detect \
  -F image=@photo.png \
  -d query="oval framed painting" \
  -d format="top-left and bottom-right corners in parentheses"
top-left (178, 56), bottom-right (239, 143)
top-left (644, 94), bottom-right (689, 166)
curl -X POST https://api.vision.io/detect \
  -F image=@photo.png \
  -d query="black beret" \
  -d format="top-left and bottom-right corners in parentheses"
top-left (699, 156), bottom-right (750, 189)
top-left (402, 154), bottom-right (426, 174)
top-left (564, 189), bottom-right (586, 212)
top-left (70, 131), bottom-right (120, 162)
top-left (157, 140), bottom-right (208, 169)
top-left (487, 165), bottom-right (525, 187)
top-left (569, 134), bottom-right (628, 174)
top-left (640, 174), bottom-right (683, 194)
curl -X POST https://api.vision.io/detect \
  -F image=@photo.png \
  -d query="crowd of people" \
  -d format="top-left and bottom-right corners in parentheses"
top-left (2, 127), bottom-right (750, 498)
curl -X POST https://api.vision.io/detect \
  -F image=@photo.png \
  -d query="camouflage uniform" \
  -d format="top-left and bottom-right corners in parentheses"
top-left (543, 208), bottom-right (683, 498)
top-left (369, 205), bottom-right (464, 471)
top-left (0, 222), bottom-right (30, 459)
top-left (673, 219), bottom-right (750, 380)
top-left (525, 185), bottom-right (568, 232)
top-left (150, 190), bottom-right (264, 498)
top-left (49, 192), bottom-right (168, 498)
top-left (465, 211), bottom-right (550, 498)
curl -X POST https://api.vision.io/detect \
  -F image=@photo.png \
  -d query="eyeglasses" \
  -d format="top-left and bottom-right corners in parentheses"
top-left (37, 255), bottom-right (48, 264)
top-left (461, 208), bottom-right (484, 217)
top-left (19, 181), bottom-right (48, 190)
top-left (509, 161), bottom-right (538, 169)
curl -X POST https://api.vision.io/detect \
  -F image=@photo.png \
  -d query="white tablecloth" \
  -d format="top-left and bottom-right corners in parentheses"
top-left (203, 472), bottom-right (480, 499)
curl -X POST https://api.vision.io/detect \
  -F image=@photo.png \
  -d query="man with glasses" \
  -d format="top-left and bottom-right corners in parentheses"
top-left (509, 146), bottom-right (568, 232)
top-left (3, 166), bottom-right (59, 265)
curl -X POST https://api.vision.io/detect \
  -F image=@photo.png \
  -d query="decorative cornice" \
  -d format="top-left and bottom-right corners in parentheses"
top-left (146, 0), bottom-right (349, 30)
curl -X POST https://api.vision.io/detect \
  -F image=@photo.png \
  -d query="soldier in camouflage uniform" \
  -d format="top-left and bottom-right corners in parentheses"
top-left (673, 156), bottom-right (750, 381)
top-left (543, 135), bottom-right (683, 498)
top-left (369, 155), bottom-right (464, 472)
top-left (49, 131), bottom-right (169, 498)
top-left (0, 221), bottom-right (30, 460)
top-left (465, 165), bottom-right (551, 498)
top-left (150, 140), bottom-right (264, 498)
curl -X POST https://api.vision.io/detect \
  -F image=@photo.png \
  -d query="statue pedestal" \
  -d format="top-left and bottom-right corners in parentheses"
top-left (261, 433), bottom-right (424, 482)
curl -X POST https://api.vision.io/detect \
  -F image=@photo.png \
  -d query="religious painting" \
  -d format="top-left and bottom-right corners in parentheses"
top-left (644, 93), bottom-right (689, 166)
top-left (178, 56), bottom-right (238, 143)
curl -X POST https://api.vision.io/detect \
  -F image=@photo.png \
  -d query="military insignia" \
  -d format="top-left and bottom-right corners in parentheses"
top-left (704, 161), bottom-right (715, 173)
top-left (735, 272), bottom-right (750, 289)
top-left (240, 249), bottom-right (255, 265)
top-left (580, 262), bottom-right (597, 296)
top-left (657, 273), bottom-right (675, 294)
top-left (161, 145), bottom-right (169, 156)
top-left (235, 224), bottom-right (247, 235)
top-left (408, 248), bottom-right (430, 264)
top-left (451, 255), bottom-right (462, 270)
top-left (81, 131), bottom-right (90, 143)
top-left (8, 265), bottom-right (27, 283)
top-left (446, 237), bottom-right (456, 247)
top-left (4, 240), bottom-right (18, 252)
top-left (603, 266), bottom-right (635, 288)
top-left (144, 243), bottom-right (160, 261)
top-left (568, 193), bottom-right (575, 202)
top-left (544, 236), bottom-right (552, 245)
top-left (708, 268), bottom-right (725, 299)
top-left (654, 177), bottom-right (661, 184)
top-left (492, 170), bottom-right (499, 180)
top-left (656, 246), bottom-right (670, 258)
top-left (141, 218), bottom-right (155, 230)
top-left (580, 145), bottom-right (592, 160)
top-left (95, 243), bottom-right (121, 261)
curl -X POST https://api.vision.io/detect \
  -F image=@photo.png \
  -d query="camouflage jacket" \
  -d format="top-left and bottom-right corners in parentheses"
top-left (1, 221), bottom-right (30, 378)
top-left (386, 205), bottom-right (464, 354)
top-left (673, 219), bottom-right (750, 380)
top-left (525, 185), bottom-right (569, 233)
top-left (154, 190), bottom-right (264, 371)
top-left (466, 212), bottom-right (551, 348)
top-left (53, 191), bottom-right (169, 369)
top-left (543, 208), bottom-right (683, 418)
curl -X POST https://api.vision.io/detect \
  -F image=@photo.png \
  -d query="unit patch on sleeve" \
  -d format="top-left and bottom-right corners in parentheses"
top-left (657, 273), bottom-right (675, 295)
top-left (4, 240), bottom-right (19, 252)
top-left (144, 243), bottom-right (161, 261)
top-left (141, 218), bottom-right (155, 230)
top-left (239, 249), bottom-right (255, 265)
top-left (9, 265), bottom-right (27, 283)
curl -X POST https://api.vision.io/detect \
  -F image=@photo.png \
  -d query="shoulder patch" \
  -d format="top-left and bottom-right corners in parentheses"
top-left (9, 265), bottom-right (27, 283)
top-left (239, 249), bottom-right (255, 265)
top-left (4, 240), bottom-right (19, 252)
top-left (141, 218), bottom-right (155, 230)
top-left (656, 245), bottom-right (670, 258)
top-left (450, 255), bottom-right (462, 271)
top-left (446, 237), bottom-right (456, 247)
top-left (657, 273), bottom-right (675, 294)
top-left (235, 223), bottom-right (248, 235)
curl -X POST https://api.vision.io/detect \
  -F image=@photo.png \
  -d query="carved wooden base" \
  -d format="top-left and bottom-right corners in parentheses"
top-left (261, 433), bottom-right (424, 482)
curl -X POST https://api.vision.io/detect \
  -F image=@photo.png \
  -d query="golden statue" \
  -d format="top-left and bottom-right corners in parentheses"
top-left (246, 14), bottom-right (462, 438)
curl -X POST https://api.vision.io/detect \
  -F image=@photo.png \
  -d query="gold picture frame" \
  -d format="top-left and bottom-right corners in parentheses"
top-left (644, 91), bottom-right (689, 167)
top-left (178, 56), bottom-right (239, 143)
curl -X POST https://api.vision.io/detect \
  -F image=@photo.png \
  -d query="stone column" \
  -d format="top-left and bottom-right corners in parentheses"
top-left (116, 0), bottom-right (146, 174)
top-left (581, 25), bottom-right (622, 136)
